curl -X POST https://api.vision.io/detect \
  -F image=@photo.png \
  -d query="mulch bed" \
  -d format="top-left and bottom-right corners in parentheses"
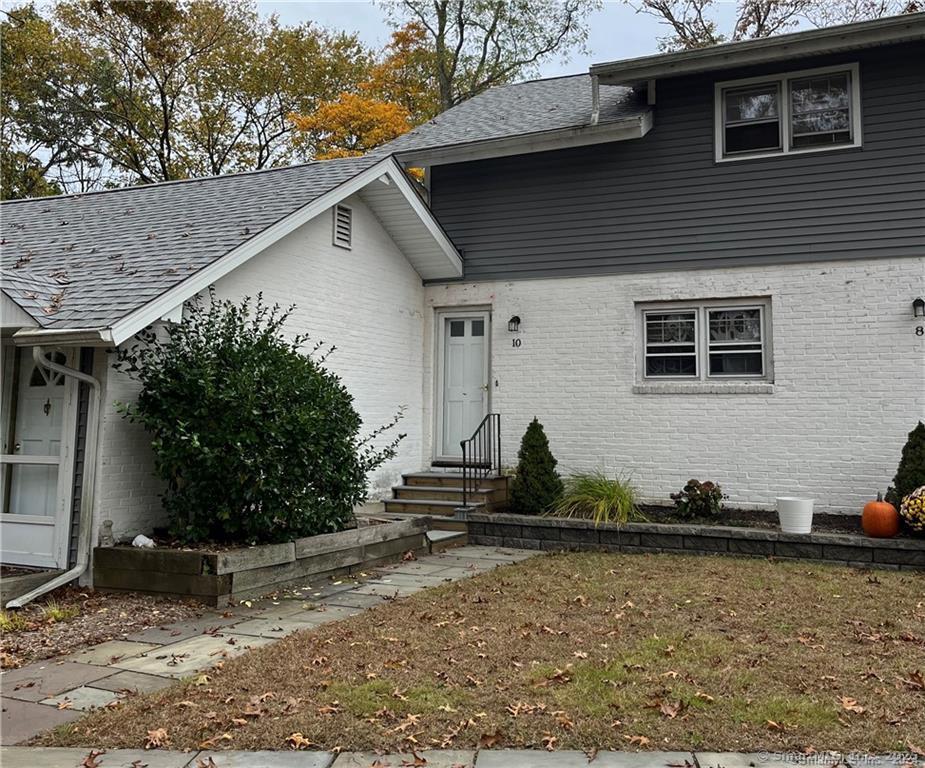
top-left (1, 587), bottom-right (203, 669)
top-left (40, 552), bottom-right (925, 753)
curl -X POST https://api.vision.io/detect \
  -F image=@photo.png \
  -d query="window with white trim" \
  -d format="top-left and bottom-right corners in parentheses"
top-left (332, 204), bottom-right (352, 249)
top-left (641, 300), bottom-right (770, 381)
top-left (715, 63), bottom-right (860, 161)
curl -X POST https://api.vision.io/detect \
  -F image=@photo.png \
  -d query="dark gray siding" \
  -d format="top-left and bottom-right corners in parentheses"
top-left (430, 42), bottom-right (925, 280)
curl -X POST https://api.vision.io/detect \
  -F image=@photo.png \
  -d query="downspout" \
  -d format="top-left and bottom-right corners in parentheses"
top-left (5, 346), bottom-right (101, 609)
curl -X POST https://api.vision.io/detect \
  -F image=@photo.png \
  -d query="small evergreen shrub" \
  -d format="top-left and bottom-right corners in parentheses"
top-left (670, 479), bottom-right (725, 520)
top-left (549, 471), bottom-right (643, 526)
top-left (115, 291), bottom-right (405, 545)
top-left (509, 418), bottom-right (563, 515)
top-left (886, 422), bottom-right (925, 508)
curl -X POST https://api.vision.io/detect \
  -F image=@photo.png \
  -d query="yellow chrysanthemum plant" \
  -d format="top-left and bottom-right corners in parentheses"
top-left (899, 485), bottom-right (925, 533)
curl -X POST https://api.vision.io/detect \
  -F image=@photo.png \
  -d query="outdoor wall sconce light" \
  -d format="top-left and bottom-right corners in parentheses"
top-left (508, 315), bottom-right (521, 333)
top-left (914, 297), bottom-right (925, 319)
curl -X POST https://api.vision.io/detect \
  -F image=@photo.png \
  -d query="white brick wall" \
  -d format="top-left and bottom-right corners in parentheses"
top-left (96, 194), bottom-right (426, 543)
top-left (423, 257), bottom-right (925, 513)
top-left (93, 351), bottom-right (167, 546)
top-left (215, 193), bottom-right (426, 495)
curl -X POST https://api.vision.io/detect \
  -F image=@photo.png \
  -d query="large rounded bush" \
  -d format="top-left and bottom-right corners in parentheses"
top-left (116, 291), bottom-right (404, 544)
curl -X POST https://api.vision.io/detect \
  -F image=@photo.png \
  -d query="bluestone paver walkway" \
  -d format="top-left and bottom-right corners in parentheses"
top-left (0, 545), bottom-right (534, 747)
top-left (0, 747), bottom-right (921, 768)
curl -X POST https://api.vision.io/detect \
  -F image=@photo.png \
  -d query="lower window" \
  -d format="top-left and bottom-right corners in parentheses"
top-left (641, 300), bottom-right (770, 381)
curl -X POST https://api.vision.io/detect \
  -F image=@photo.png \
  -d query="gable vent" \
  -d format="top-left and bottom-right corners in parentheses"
top-left (333, 204), bottom-right (352, 249)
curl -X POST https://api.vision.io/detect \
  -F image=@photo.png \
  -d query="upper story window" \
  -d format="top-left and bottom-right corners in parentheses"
top-left (715, 63), bottom-right (861, 161)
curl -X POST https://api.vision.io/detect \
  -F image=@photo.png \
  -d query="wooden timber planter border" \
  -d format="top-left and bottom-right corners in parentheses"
top-left (462, 512), bottom-right (925, 571)
top-left (93, 518), bottom-right (430, 606)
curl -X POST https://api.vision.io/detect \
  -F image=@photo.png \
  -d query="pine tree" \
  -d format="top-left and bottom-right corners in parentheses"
top-left (886, 421), bottom-right (925, 507)
top-left (510, 418), bottom-right (563, 515)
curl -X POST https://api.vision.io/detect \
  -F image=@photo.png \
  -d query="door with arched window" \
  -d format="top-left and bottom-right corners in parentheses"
top-left (1, 346), bottom-right (77, 568)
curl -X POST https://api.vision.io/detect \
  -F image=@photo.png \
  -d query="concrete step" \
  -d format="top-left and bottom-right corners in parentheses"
top-left (392, 485), bottom-right (494, 504)
top-left (403, 472), bottom-right (465, 488)
top-left (426, 529), bottom-right (468, 553)
top-left (403, 472), bottom-right (508, 490)
top-left (383, 498), bottom-right (483, 516)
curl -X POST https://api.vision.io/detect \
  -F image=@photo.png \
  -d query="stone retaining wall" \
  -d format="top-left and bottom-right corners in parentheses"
top-left (464, 513), bottom-right (925, 570)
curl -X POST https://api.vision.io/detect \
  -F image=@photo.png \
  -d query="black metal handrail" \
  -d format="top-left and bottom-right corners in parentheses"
top-left (460, 413), bottom-right (501, 507)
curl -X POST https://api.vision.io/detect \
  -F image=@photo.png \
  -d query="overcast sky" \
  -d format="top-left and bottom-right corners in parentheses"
top-left (257, 1), bottom-right (745, 78)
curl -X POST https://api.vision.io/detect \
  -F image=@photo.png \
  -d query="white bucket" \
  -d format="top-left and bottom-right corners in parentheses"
top-left (776, 497), bottom-right (814, 534)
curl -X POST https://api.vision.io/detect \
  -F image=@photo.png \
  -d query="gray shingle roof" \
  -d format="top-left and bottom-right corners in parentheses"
top-left (1, 74), bottom-right (642, 334)
top-left (376, 74), bottom-right (645, 157)
top-left (0, 155), bottom-right (380, 330)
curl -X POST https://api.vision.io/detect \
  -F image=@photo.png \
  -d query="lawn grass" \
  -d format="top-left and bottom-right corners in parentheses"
top-left (40, 552), bottom-right (925, 753)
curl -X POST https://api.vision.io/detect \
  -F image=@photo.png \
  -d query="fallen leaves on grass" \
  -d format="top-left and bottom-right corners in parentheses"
top-left (198, 732), bottom-right (232, 749)
top-left (33, 553), bottom-right (925, 753)
top-left (286, 732), bottom-right (318, 750)
top-left (478, 729), bottom-right (503, 748)
top-left (533, 666), bottom-right (572, 687)
top-left (840, 696), bottom-right (866, 714)
top-left (144, 728), bottom-right (169, 749)
top-left (659, 700), bottom-right (682, 719)
top-left (391, 714), bottom-right (421, 734)
top-left (695, 691), bottom-right (715, 703)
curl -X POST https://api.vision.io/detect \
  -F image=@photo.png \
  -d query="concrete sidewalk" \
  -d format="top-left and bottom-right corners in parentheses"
top-left (1, 748), bottom-right (922, 768)
top-left (1, 545), bottom-right (534, 746)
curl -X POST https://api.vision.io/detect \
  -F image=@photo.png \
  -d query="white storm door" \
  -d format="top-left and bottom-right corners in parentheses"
top-left (1, 347), bottom-right (75, 568)
top-left (438, 312), bottom-right (490, 458)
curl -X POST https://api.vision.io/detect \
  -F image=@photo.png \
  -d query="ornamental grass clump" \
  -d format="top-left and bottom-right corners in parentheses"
top-left (549, 471), bottom-right (644, 526)
top-left (115, 291), bottom-right (405, 545)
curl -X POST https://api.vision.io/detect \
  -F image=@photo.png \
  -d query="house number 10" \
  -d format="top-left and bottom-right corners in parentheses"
top-left (512, 338), bottom-right (522, 348)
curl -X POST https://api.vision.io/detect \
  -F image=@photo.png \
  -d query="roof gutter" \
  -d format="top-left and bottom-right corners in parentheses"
top-left (11, 327), bottom-right (113, 347)
top-left (6, 346), bottom-right (101, 609)
top-left (395, 112), bottom-right (652, 167)
top-left (591, 12), bottom-right (925, 85)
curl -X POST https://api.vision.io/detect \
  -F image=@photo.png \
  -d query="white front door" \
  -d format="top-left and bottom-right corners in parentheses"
top-left (1, 347), bottom-right (75, 568)
top-left (437, 311), bottom-right (490, 458)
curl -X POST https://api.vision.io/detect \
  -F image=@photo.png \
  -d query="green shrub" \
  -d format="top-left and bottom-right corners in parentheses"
top-left (548, 471), bottom-right (643, 526)
top-left (509, 418), bottom-right (563, 515)
top-left (886, 421), bottom-right (925, 508)
top-left (670, 479), bottom-right (725, 520)
top-left (115, 291), bottom-right (405, 545)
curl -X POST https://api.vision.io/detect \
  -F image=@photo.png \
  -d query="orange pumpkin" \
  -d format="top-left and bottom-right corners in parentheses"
top-left (862, 493), bottom-right (899, 538)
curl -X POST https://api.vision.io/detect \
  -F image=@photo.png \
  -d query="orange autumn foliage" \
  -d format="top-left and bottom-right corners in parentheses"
top-left (289, 93), bottom-right (411, 159)
top-left (289, 23), bottom-right (438, 160)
